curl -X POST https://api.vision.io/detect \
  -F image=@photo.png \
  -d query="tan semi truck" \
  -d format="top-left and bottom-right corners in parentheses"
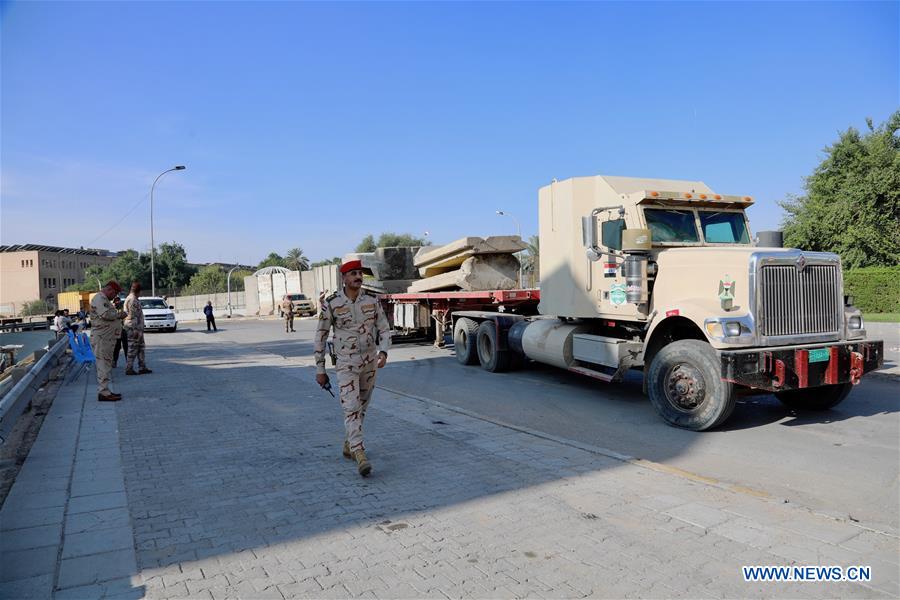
top-left (446, 175), bottom-right (883, 430)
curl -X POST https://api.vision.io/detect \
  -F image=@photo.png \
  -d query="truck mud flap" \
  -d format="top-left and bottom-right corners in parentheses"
top-left (720, 341), bottom-right (883, 392)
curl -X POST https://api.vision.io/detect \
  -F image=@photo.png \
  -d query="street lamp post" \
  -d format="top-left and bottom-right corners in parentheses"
top-left (226, 266), bottom-right (240, 318)
top-left (150, 165), bottom-right (186, 297)
top-left (496, 210), bottom-right (523, 287)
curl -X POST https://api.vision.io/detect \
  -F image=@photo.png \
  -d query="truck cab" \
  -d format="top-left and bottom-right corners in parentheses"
top-left (453, 175), bottom-right (883, 430)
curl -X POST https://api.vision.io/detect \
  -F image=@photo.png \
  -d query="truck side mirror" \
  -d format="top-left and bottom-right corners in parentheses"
top-left (581, 216), bottom-right (596, 249)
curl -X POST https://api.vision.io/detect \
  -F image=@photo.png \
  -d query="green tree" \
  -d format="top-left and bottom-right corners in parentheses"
top-left (285, 248), bottom-right (310, 271)
top-left (227, 269), bottom-right (253, 292)
top-left (355, 232), bottom-right (430, 252)
top-left (184, 265), bottom-right (228, 295)
top-left (67, 264), bottom-right (106, 292)
top-left (155, 242), bottom-right (196, 293)
top-left (257, 252), bottom-right (286, 270)
top-left (355, 235), bottom-right (376, 253)
top-left (105, 250), bottom-right (151, 290)
top-left (519, 235), bottom-right (540, 286)
top-left (311, 257), bottom-right (341, 268)
top-left (21, 299), bottom-right (54, 316)
top-left (780, 111), bottom-right (900, 268)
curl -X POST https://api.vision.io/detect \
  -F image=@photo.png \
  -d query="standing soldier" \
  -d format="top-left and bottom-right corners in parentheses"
top-left (90, 281), bottom-right (126, 401)
top-left (281, 295), bottom-right (295, 333)
top-left (124, 281), bottom-right (152, 375)
top-left (314, 260), bottom-right (391, 477)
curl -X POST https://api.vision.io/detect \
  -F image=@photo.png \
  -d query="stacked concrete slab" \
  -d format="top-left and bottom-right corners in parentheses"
top-left (408, 236), bottom-right (525, 293)
top-left (343, 247), bottom-right (422, 295)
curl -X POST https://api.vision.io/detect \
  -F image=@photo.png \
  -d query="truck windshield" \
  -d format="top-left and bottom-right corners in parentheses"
top-left (644, 209), bottom-right (699, 243)
top-left (699, 211), bottom-right (750, 244)
top-left (140, 299), bottom-right (168, 309)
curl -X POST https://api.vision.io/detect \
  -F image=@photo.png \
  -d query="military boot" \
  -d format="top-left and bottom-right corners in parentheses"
top-left (342, 441), bottom-right (352, 459)
top-left (353, 449), bottom-right (371, 477)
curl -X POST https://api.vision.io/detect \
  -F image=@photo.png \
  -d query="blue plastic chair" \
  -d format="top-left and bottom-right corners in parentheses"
top-left (66, 331), bottom-right (96, 382)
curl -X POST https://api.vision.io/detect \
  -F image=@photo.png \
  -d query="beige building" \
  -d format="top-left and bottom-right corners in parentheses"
top-left (0, 244), bottom-right (117, 315)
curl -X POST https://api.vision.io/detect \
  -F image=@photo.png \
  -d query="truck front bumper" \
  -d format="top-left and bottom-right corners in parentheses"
top-left (721, 340), bottom-right (883, 391)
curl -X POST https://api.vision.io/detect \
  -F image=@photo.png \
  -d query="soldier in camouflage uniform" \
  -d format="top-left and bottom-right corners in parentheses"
top-left (90, 281), bottom-right (126, 401)
top-left (123, 282), bottom-right (152, 375)
top-left (314, 260), bottom-right (391, 477)
top-left (281, 295), bottom-right (295, 333)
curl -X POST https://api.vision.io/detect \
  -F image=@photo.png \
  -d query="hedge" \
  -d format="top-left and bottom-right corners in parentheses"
top-left (843, 266), bottom-right (900, 314)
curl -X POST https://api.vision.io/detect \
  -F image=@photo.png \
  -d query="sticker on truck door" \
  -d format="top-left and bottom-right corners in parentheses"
top-left (609, 283), bottom-right (627, 306)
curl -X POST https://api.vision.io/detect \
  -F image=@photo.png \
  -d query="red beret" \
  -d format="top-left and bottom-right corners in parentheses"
top-left (340, 260), bottom-right (363, 274)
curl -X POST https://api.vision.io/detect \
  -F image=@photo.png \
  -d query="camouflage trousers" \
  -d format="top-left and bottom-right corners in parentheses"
top-left (90, 334), bottom-right (116, 395)
top-left (284, 313), bottom-right (294, 331)
top-left (124, 327), bottom-right (146, 370)
top-left (335, 360), bottom-right (378, 452)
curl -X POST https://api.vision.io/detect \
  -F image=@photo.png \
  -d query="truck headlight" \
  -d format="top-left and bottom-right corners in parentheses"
top-left (724, 321), bottom-right (742, 337)
top-left (848, 315), bottom-right (863, 330)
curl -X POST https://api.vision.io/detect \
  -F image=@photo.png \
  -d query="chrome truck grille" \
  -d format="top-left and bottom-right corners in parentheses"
top-left (758, 264), bottom-right (841, 337)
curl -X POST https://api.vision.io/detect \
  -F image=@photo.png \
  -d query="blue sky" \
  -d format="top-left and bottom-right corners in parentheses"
top-left (2, 1), bottom-right (897, 265)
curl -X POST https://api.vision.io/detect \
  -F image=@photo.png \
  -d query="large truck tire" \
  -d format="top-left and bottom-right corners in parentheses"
top-left (647, 340), bottom-right (736, 431)
top-left (454, 318), bottom-right (480, 365)
top-left (477, 321), bottom-right (510, 373)
top-left (775, 383), bottom-right (852, 411)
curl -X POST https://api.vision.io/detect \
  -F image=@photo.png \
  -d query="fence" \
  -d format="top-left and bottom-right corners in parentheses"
top-left (0, 336), bottom-right (67, 445)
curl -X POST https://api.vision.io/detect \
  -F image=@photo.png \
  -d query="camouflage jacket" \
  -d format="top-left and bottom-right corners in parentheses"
top-left (90, 293), bottom-right (125, 339)
top-left (313, 289), bottom-right (391, 374)
top-left (124, 293), bottom-right (144, 330)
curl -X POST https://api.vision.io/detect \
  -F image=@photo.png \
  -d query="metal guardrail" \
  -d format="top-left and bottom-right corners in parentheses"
top-left (0, 337), bottom-right (68, 445)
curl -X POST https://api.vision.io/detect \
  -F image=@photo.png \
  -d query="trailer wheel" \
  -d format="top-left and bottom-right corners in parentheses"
top-left (647, 340), bottom-right (735, 431)
top-left (477, 321), bottom-right (509, 373)
top-left (453, 318), bottom-right (480, 365)
top-left (775, 383), bottom-right (852, 411)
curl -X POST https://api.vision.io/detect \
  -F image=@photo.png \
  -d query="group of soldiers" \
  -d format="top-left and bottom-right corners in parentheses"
top-left (89, 280), bottom-right (152, 401)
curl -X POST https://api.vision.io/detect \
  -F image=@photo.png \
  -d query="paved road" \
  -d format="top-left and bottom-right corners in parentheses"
top-left (1, 318), bottom-right (896, 599)
top-left (200, 317), bottom-right (900, 535)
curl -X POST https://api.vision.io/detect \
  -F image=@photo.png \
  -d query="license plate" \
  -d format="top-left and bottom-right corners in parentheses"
top-left (809, 348), bottom-right (830, 363)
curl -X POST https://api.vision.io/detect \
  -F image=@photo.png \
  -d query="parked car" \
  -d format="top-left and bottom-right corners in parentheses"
top-left (139, 297), bottom-right (178, 332)
top-left (279, 293), bottom-right (317, 317)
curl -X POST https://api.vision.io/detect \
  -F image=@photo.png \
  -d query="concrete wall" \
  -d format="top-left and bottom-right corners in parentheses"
top-left (313, 265), bottom-right (340, 298)
top-left (244, 276), bottom-right (259, 316)
top-left (170, 292), bottom-right (246, 312)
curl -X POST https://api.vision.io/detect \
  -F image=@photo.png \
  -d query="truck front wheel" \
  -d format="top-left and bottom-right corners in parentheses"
top-left (453, 318), bottom-right (479, 365)
top-left (775, 383), bottom-right (852, 411)
top-left (647, 340), bottom-right (736, 431)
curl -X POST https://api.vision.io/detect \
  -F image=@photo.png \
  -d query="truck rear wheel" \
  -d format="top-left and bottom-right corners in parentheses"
top-left (477, 321), bottom-right (509, 373)
top-left (454, 318), bottom-right (479, 365)
top-left (647, 340), bottom-right (736, 431)
top-left (775, 383), bottom-right (852, 411)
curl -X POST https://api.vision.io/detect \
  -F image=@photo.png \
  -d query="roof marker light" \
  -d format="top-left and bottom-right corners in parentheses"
top-left (699, 194), bottom-right (707, 199)
top-left (684, 193), bottom-right (693, 199)
top-left (743, 196), bottom-right (752, 202)
top-left (650, 191), bottom-right (659, 197)
top-left (714, 194), bottom-right (722, 200)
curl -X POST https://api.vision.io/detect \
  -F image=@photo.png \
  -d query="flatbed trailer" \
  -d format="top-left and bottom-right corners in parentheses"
top-left (379, 289), bottom-right (540, 344)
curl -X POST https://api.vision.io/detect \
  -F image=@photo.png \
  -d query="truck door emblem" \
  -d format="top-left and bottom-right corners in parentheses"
top-left (719, 277), bottom-right (735, 311)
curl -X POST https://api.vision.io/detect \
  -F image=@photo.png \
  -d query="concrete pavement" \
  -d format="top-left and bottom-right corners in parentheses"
top-left (0, 324), bottom-right (897, 598)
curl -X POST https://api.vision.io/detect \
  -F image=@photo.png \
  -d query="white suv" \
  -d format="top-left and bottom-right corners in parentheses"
top-left (139, 297), bottom-right (177, 332)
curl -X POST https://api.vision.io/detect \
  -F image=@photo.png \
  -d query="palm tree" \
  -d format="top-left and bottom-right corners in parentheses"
top-left (519, 235), bottom-right (539, 286)
top-left (285, 248), bottom-right (310, 272)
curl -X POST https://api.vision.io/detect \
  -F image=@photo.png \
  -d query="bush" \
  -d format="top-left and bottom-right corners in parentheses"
top-left (21, 300), bottom-right (54, 316)
top-left (844, 266), bottom-right (900, 314)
